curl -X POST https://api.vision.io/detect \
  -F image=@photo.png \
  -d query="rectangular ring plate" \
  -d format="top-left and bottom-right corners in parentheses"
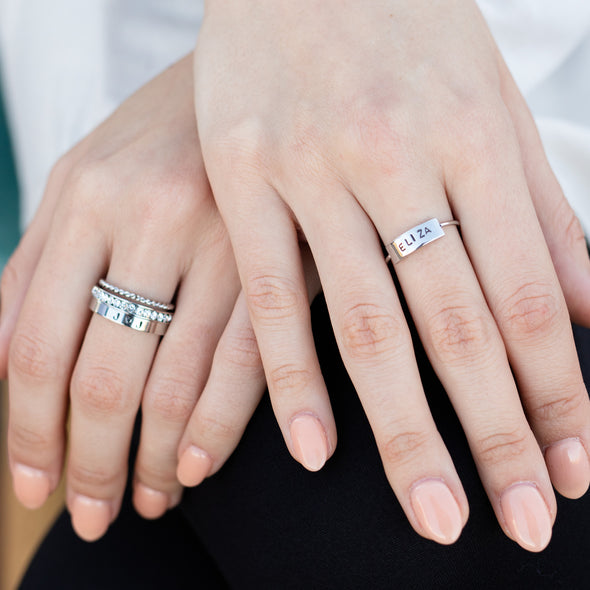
top-left (385, 218), bottom-right (445, 264)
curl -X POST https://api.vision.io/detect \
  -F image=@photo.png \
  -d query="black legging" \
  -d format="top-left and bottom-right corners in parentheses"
top-left (21, 292), bottom-right (590, 589)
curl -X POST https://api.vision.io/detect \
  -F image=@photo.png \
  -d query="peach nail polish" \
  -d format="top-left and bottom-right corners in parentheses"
top-left (545, 438), bottom-right (590, 499)
top-left (501, 483), bottom-right (552, 552)
top-left (290, 414), bottom-right (328, 472)
top-left (177, 446), bottom-right (212, 487)
top-left (410, 479), bottom-right (463, 544)
top-left (13, 464), bottom-right (51, 509)
top-left (71, 495), bottom-right (111, 542)
top-left (133, 483), bottom-right (168, 519)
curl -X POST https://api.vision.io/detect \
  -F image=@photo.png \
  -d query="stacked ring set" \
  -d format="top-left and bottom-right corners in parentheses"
top-left (89, 279), bottom-right (175, 336)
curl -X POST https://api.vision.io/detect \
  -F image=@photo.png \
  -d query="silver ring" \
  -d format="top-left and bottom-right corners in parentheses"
top-left (90, 285), bottom-right (173, 335)
top-left (98, 279), bottom-right (175, 311)
top-left (385, 218), bottom-right (460, 264)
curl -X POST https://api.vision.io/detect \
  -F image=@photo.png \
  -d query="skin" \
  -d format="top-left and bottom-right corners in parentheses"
top-left (193, 0), bottom-right (590, 551)
top-left (1, 1), bottom-right (590, 551)
top-left (0, 55), bottom-right (321, 541)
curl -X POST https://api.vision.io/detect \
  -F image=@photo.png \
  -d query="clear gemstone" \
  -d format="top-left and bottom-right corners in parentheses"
top-left (128, 303), bottom-right (136, 313)
top-left (151, 310), bottom-right (158, 320)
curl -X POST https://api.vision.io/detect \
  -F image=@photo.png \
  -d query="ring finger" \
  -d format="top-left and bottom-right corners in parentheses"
top-left (67, 252), bottom-right (178, 541)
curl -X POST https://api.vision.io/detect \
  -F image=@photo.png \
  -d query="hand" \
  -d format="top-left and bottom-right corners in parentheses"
top-left (0, 54), bottom-right (319, 541)
top-left (194, 0), bottom-right (590, 551)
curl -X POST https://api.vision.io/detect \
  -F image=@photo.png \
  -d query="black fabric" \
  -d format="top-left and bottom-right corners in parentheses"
top-left (20, 293), bottom-right (590, 589)
top-left (20, 483), bottom-right (228, 589)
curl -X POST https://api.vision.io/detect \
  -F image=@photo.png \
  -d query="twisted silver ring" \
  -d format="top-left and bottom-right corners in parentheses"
top-left (99, 279), bottom-right (175, 311)
top-left (385, 218), bottom-right (460, 264)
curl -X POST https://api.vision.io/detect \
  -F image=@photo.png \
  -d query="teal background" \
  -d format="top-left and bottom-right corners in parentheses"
top-left (0, 82), bottom-right (20, 273)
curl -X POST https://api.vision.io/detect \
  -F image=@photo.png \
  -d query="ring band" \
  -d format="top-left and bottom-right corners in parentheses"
top-left (385, 218), bottom-right (460, 264)
top-left (98, 279), bottom-right (175, 311)
top-left (90, 284), bottom-right (174, 335)
top-left (90, 298), bottom-right (170, 335)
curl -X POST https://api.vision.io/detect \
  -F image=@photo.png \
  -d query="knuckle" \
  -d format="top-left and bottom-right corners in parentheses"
top-left (527, 390), bottom-right (585, 426)
top-left (498, 281), bottom-right (562, 340)
top-left (71, 365), bottom-right (132, 416)
top-left (426, 303), bottom-right (494, 366)
top-left (133, 176), bottom-right (200, 234)
top-left (48, 152), bottom-right (72, 180)
top-left (63, 159), bottom-right (106, 203)
top-left (246, 273), bottom-right (303, 323)
top-left (192, 411), bottom-right (240, 445)
top-left (219, 327), bottom-right (262, 371)
top-left (69, 462), bottom-right (121, 491)
top-left (9, 328), bottom-right (64, 382)
top-left (0, 253), bottom-right (20, 299)
top-left (268, 363), bottom-right (312, 398)
top-left (145, 376), bottom-right (196, 424)
top-left (453, 103), bottom-right (514, 168)
top-left (9, 422), bottom-right (52, 455)
top-left (341, 106), bottom-right (410, 174)
top-left (136, 462), bottom-right (178, 491)
top-left (205, 120), bottom-right (268, 178)
top-left (475, 427), bottom-right (530, 468)
top-left (56, 160), bottom-right (106, 228)
top-left (280, 117), bottom-right (329, 184)
top-left (380, 428), bottom-right (432, 470)
top-left (561, 202), bottom-right (587, 253)
top-left (44, 151), bottom-right (77, 196)
top-left (340, 303), bottom-right (404, 361)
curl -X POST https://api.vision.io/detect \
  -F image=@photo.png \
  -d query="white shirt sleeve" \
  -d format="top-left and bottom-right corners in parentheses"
top-left (0, 0), bottom-right (203, 227)
top-left (2, 0), bottom-right (590, 234)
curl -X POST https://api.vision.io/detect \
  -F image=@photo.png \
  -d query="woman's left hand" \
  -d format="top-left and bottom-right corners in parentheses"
top-left (0, 55), bottom-right (315, 541)
top-left (194, 0), bottom-right (590, 551)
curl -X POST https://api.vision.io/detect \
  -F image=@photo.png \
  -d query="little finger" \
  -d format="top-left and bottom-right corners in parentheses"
top-left (446, 119), bottom-right (590, 500)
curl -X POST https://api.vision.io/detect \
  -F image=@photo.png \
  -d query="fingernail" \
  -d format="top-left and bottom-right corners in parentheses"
top-left (290, 414), bottom-right (328, 472)
top-left (13, 464), bottom-right (51, 509)
top-left (70, 495), bottom-right (111, 542)
top-left (133, 483), bottom-right (168, 520)
top-left (501, 483), bottom-right (552, 552)
top-left (545, 438), bottom-right (590, 499)
top-left (410, 479), bottom-right (463, 544)
top-left (177, 446), bottom-right (212, 487)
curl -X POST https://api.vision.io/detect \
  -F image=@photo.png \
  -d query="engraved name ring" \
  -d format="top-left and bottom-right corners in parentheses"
top-left (385, 218), bottom-right (460, 264)
top-left (90, 281), bottom-right (174, 335)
